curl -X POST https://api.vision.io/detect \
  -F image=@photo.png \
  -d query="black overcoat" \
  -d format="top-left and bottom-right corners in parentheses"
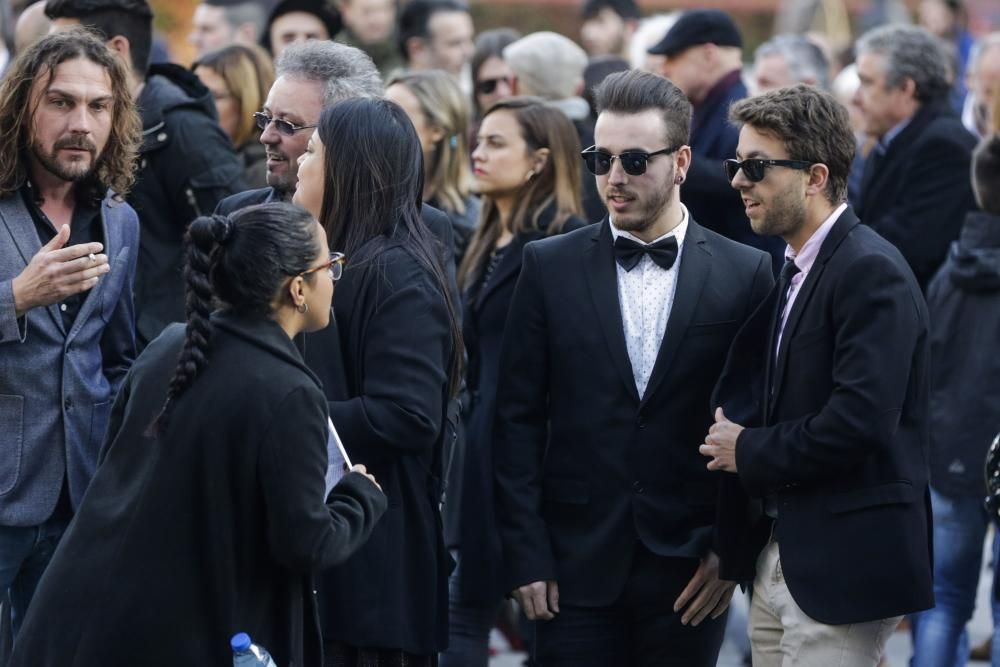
top-left (10, 314), bottom-right (387, 667)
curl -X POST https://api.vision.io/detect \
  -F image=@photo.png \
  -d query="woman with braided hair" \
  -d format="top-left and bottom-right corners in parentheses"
top-left (9, 202), bottom-right (387, 667)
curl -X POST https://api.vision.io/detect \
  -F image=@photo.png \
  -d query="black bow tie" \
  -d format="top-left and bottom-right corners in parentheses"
top-left (613, 236), bottom-right (679, 272)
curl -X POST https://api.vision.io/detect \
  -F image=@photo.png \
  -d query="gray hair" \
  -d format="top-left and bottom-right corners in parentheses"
top-left (220, 1), bottom-right (266, 36)
top-left (856, 24), bottom-right (950, 103)
top-left (275, 40), bottom-right (384, 106)
top-left (755, 34), bottom-right (831, 91)
top-left (969, 32), bottom-right (1000, 75)
top-left (504, 31), bottom-right (587, 101)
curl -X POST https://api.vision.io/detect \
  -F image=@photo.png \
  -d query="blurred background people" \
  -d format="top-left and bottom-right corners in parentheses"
top-left (915, 130), bottom-right (1000, 667)
top-left (628, 13), bottom-right (677, 72)
top-left (334, 0), bottom-right (400, 76)
top-left (579, 0), bottom-right (639, 59)
top-left (13, 1), bottom-right (50, 54)
top-left (443, 97), bottom-right (585, 667)
top-left (193, 44), bottom-right (276, 189)
top-left (387, 69), bottom-right (479, 262)
top-left (751, 33), bottom-right (831, 94)
top-left (962, 32), bottom-right (1000, 138)
top-left (398, 0), bottom-right (475, 86)
top-left (261, 0), bottom-right (341, 61)
top-left (649, 8), bottom-right (784, 271)
top-left (293, 96), bottom-right (461, 667)
top-left (918, 0), bottom-right (975, 112)
top-left (470, 28), bottom-right (519, 121)
top-left (189, 0), bottom-right (266, 59)
top-left (583, 55), bottom-right (630, 120)
top-left (9, 203), bottom-right (386, 667)
top-left (853, 24), bottom-right (978, 290)
top-left (504, 31), bottom-right (605, 222)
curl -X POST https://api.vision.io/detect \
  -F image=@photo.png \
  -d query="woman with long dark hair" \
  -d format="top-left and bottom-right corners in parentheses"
top-left (293, 97), bottom-right (462, 667)
top-left (443, 98), bottom-right (587, 666)
top-left (9, 203), bottom-right (386, 667)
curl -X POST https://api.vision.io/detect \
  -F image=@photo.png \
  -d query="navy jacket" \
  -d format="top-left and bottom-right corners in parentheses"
top-left (927, 211), bottom-right (1000, 497)
top-left (0, 191), bottom-right (138, 526)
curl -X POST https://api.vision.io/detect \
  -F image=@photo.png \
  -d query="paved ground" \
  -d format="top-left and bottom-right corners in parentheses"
top-left (489, 535), bottom-right (997, 666)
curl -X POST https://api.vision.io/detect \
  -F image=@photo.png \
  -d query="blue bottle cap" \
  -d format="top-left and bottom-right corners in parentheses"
top-left (231, 632), bottom-right (252, 652)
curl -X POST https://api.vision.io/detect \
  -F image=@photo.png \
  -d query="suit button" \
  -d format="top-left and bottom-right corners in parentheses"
top-left (64, 398), bottom-right (72, 411)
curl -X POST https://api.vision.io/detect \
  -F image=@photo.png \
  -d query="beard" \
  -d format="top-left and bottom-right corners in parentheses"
top-left (31, 135), bottom-right (99, 183)
top-left (603, 161), bottom-right (675, 236)
top-left (265, 148), bottom-right (298, 197)
top-left (749, 182), bottom-right (807, 238)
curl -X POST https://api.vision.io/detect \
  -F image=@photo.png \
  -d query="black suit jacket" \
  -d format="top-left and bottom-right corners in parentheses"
top-left (493, 218), bottom-right (773, 605)
top-left (857, 99), bottom-right (978, 290)
top-left (713, 208), bottom-right (934, 625)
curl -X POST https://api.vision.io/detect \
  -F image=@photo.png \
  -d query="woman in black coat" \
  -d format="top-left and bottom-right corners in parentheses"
top-left (442, 97), bottom-right (588, 667)
top-left (9, 204), bottom-right (386, 667)
top-left (292, 98), bottom-right (462, 666)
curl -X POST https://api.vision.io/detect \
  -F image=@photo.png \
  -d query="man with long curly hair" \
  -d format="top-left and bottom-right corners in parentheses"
top-left (0, 27), bottom-right (141, 639)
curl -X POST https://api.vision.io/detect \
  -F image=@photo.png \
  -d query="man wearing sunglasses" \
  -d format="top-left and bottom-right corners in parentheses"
top-left (493, 69), bottom-right (773, 666)
top-left (703, 85), bottom-right (933, 666)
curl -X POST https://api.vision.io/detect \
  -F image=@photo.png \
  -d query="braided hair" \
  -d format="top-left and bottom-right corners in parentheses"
top-left (148, 203), bottom-right (320, 435)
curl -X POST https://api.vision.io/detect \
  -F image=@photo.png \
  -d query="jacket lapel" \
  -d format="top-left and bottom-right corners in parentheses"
top-left (769, 208), bottom-right (860, 415)
top-left (640, 220), bottom-right (711, 409)
top-left (0, 194), bottom-right (66, 335)
top-left (583, 219), bottom-right (640, 403)
top-left (67, 197), bottom-right (115, 344)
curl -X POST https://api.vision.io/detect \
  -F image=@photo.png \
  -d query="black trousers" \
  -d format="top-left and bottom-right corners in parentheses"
top-left (534, 544), bottom-right (728, 667)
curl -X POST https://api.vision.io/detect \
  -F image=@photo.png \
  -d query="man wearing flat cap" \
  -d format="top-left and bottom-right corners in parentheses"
top-left (650, 9), bottom-right (784, 273)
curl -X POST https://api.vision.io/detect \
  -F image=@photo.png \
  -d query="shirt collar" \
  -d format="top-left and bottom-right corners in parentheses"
top-left (784, 202), bottom-right (847, 274)
top-left (610, 204), bottom-right (689, 248)
top-left (878, 116), bottom-right (911, 152)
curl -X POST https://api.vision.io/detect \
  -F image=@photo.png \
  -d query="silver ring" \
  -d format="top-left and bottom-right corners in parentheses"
top-left (88, 253), bottom-right (96, 263)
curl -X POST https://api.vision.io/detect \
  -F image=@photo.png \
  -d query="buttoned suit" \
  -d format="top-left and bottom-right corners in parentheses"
top-left (493, 217), bottom-right (772, 664)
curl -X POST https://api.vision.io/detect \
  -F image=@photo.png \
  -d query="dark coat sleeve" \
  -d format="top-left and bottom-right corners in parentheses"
top-left (328, 255), bottom-right (452, 462)
top-left (866, 131), bottom-right (975, 287)
top-left (259, 385), bottom-right (387, 572)
top-left (735, 252), bottom-right (922, 496)
top-left (492, 243), bottom-right (556, 590)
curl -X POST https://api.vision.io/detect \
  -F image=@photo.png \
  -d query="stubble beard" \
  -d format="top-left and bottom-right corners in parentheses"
top-left (31, 137), bottom-right (98, 183)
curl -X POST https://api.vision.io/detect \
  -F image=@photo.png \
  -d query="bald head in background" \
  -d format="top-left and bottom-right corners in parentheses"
top-left (14, 1), bottom-right (50, 54)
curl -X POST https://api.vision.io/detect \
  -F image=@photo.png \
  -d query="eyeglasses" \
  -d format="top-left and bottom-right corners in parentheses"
top-left (476, 76), bottom-right (511, 96)
top-left (581, 145), bottom-right (682, 176)
top-left (300, 252), bottom-right (346, 281)
top-left (253, 111), bottom-right (317, 136)
top-left (723, 158), bottom-right (813, 183)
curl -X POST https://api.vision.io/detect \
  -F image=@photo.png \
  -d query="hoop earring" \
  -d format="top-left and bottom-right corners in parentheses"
top-left (297, 302), bottom-right (309, 314)
top-left (674, 174), bottom-right (685, 185)
top-left (524, 169), bottom-right (536, 182)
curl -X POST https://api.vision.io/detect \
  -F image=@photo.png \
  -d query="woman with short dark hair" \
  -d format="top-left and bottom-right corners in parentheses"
top-left (293, 97), bottom-right (462, 667)
top-left (10, 202), bottom-right (386, 667)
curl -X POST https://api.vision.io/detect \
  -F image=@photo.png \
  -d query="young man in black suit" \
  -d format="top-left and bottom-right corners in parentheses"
top-left (702, 84), bottom-right (933, 666)
top-left (492, 69), bottom-right (773, 666)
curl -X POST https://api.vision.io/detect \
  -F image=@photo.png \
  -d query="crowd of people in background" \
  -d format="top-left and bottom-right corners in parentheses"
top-left (0, 0), bottom-right (998, 665)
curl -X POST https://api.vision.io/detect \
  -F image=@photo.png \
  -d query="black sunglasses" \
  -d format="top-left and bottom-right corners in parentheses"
top-left (254, 111), bottom-right (317, 136)
top-left (723, 158), bottom-right (813, 183)
top-left (476, 76), bottom-right (511, 96)
top-left (300, 252), bottom-right (346, 282)
top-left (581, 145), bottom-right (682, 176)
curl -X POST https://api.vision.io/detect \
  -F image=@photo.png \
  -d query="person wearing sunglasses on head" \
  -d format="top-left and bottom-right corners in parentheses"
top-left (704, 84), bottom-right (933, 667)
top-left (493, 69), bottom-right (773, 667)
top-left (9, 203), bottom-right (386, 667)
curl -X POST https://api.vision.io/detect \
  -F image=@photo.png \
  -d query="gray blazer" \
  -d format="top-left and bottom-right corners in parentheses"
top-left (0, 191), bottom-right (139, 527)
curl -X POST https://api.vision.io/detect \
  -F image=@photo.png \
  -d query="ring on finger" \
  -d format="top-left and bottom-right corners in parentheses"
top-left (88, 253), bottom-right (96, 263)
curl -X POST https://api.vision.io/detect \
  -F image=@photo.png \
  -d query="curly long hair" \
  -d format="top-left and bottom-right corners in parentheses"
top-left (0, 27), bottom-right (141, 200)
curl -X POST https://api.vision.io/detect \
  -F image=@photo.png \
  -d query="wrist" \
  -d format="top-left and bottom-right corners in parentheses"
top-left (10, 275), bottom-right (28, 319)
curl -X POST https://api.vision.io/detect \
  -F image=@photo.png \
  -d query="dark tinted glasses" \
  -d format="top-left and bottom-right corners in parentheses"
top-left (476, 76), bottom-right (511, 96)
top-left (723, 158), bottom-right (813, 183)
top-left (300, 252), bottom-right (346, 282)
top-left (581, 145), bottom-right (682, 176)
top-left (254, 111), bottom-right (317, 136)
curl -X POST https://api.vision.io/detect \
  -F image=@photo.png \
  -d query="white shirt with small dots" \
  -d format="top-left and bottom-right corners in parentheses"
top-left (609, 206), bottom-right (689, 399)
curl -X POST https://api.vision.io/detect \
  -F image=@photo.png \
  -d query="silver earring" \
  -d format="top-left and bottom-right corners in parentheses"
top-left (675, 175), bottom-right (685, 185)
top-left (297, 302), bottom-right (309, 314)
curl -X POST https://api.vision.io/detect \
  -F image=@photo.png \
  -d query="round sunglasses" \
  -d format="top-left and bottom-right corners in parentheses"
top-left (475, 76), bottom-right (512, 96)
top-left (581, 145), bottom-right (682, 176)
top-left (723, 158), bottom-right (813, 183)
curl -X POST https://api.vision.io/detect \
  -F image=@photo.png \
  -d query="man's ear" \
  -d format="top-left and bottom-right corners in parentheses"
top-left (805, 162), bottom-right (830, 197)
top-left (235, 22), bottom-right (258, 45)
top-left (105, 34), bottom-right (132, 66)
top-left (405, 36), bottom-right (427, 66)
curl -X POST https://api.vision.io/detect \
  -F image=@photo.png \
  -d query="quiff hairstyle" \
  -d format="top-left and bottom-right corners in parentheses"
top-left (729, 84), bottom-right (855, 204)
top-left (593, 68), bottom-right (691, 148)
top-left (0, 27), bottom-right (141, 199)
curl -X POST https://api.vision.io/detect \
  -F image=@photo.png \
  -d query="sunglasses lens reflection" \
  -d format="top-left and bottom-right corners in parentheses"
top-left (621, 154), bottom-right (647, 176)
